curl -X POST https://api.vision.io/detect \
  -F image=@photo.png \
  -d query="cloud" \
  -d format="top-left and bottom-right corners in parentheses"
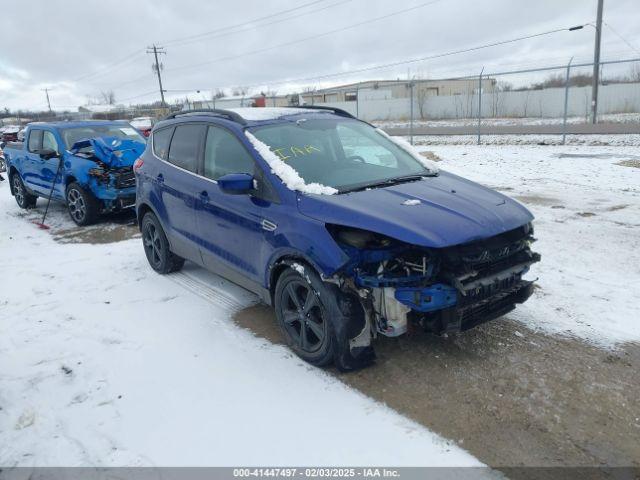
top-left (0, 0), bottom-right (638, 110)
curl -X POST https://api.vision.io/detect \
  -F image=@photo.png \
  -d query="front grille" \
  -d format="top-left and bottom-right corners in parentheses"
top-left (459, 281), bottom-right (534, 331)
top-left (115, 169), bottom-right (136, 189)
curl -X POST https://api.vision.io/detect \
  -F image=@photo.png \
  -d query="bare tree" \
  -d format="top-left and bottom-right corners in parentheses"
top-left (213, 88), bottom-right (226, 99)
top-left (232, 86), bottom-right (249, 97)
top-left (100, 90), bottom-right (116, 105)
top-left (415, 85), bottom-right (431, 120)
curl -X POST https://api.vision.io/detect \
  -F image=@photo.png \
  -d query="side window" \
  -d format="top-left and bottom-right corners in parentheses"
top-left (28, 130), bottom-right (43, 153)
top-left (42, 131), bottom-right (59, 153)
top-left (153, 127), bottom-right (173, 160)
top-left (167, 125), bottom-right (204, 172)
top-left (204, 126), bottom-right (255, 180)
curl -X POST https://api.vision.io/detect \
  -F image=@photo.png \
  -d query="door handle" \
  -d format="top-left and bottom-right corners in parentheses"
top-left (199, 190), bottom-right (209, 203)
top-left (156, 173), bottom-right (164, 183)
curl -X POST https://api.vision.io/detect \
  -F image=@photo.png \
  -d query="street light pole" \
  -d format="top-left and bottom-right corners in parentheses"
top-left (591, 0), bottom-right (604, 124)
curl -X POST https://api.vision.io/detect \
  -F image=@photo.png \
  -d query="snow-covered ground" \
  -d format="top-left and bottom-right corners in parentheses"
top-left (412, 134), bottom-right (640, 146)
top-left (415, 144), bottom-right (640, 347)
top-left (2, 142), bottom-right (639, 467)
top-left (374, 112), bottom-right (640, 129)
top-left (0, 182), bottom-right (481, 467)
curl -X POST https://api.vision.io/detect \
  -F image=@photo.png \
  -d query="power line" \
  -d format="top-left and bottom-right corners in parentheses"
top-left (165, 0), bottom-right (445, 73)
top-left (163, 0), bottom-right (329, 47)
top-left (168, 23), bottom-right (588, 92)
top-left (166, 0), bottom-right (353, 49)
top-left (71, 50), bottom-right (146, 83)
top-left (69, 1), bottom-right (332, 85)
top-left (603, 21), bottom-right (640, 55)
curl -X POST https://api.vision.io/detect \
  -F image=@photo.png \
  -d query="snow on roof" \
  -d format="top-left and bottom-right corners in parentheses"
top-left (245, 131), bottom-right (337, 195)
top-left (228, 107), bottom-right (314, 121)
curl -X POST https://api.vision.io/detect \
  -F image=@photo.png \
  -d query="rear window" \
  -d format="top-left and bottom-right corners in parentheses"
top-left (153, 127), bottom-right (173, 160)
top-left (167, 125), bottom-right (205, 172)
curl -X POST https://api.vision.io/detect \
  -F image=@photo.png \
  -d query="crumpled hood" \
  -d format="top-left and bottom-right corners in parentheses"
top-left (70, 136), bottom-right (145, 168)
top-left (297, 171), bottom-right (534, 248)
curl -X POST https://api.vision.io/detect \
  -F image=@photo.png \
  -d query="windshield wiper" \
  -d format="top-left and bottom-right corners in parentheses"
top-left (340, 173), bottom-right (434, 193)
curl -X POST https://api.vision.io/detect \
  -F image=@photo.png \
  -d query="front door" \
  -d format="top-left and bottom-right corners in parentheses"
top-left (195, 125), bottom-right (277, 287)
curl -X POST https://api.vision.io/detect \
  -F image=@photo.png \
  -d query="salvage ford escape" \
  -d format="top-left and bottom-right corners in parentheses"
top-left (3, 121), bottom-right (146, 225)
top-left (135, 107), bottom-right (540, 370)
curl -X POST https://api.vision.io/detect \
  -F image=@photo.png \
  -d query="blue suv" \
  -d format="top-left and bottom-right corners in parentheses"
top-left (135, 107), bottom-right (539, 370)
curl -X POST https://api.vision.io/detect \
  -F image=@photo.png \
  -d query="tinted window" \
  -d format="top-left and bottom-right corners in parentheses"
top-left (168, 125), bottom-right (204, 172)
top-left (153, 127), bottom-right (173, 160)
top-left (42, 131), bottom-right (59, 152)
top-left (204, 126), bottom-right (255, 180)
top-left (28, 130), bottom-right (43, 153)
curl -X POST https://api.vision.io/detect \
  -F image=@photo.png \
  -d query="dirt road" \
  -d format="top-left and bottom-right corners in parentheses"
top-left (235, 305), bottom-right (640, 470)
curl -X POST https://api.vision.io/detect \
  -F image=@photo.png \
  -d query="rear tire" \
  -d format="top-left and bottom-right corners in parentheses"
top-left (274, 262), bottom-right (375, 371)
top-left (66, 182), bottom-right (99, 226)
top-left (11, 173), bottom-right (37, 209)
top-left (141, 212), bottom-right (185, 274)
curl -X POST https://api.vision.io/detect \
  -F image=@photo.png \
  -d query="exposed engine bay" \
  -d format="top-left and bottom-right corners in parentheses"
top-left (328, 223), bottom-right (540, 346)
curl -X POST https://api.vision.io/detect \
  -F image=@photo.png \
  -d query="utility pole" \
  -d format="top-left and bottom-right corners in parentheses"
top-left (590, 0), bottom-right (604, 124)
top-left (147, 44), bottom-right (166, 106)
top-left (41, 88), bottom-right (52, 112)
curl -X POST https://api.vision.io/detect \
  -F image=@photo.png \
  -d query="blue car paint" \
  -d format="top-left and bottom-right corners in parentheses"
top-left (4, 122), bottom-right (145, 210)
top-left (136, 111), bottom-right (536, 310)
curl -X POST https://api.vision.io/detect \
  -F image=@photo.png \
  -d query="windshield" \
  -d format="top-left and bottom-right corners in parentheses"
top-left (61, 124), bottom-right (145, 149)
top-left (249, 118), bottom-right (433, 192)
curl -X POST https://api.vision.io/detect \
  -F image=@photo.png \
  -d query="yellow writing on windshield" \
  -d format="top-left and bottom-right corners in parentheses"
top-left (272, 145), bottom-right (322, 161)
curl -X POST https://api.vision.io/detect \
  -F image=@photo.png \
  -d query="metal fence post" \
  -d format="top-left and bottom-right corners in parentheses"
top-left (562, 56), bottom-right (574, 145)
top-left (410, 81), bottom-right (415, 145)
top-left (356, 83), bottom-right (360, 119)
top-left (477, 67), bottom-right (484, 145)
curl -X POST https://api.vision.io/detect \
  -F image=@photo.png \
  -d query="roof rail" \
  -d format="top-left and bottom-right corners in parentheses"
top-left (295, 105), bottom-right (357, 120)
top-left (163, 109), bottom-right (247, 125)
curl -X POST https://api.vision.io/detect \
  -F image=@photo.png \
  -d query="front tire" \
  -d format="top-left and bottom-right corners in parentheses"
top-left (11, 173), bottom-right (37, 209)
top-left (274, 263), bottom-right (375, 370)
top-left (66, 182), bottom-right (98, 226)
top-left (141, 212), bottom-right (185, 274)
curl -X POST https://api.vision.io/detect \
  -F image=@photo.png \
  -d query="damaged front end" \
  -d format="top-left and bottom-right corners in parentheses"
top-left (70, 137), bottom-right (145, 210)
top-left (328, 223), bottom-right (540, 344)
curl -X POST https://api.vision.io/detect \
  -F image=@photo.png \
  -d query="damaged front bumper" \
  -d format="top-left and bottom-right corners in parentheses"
top-left (331, 223), bottom-right (540, 340)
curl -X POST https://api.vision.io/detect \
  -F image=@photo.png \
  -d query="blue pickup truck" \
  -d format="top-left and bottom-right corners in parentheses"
top-left (2, 121), bottom-right (146, 225)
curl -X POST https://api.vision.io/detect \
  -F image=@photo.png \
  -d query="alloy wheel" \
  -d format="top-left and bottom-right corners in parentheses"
top-left (281, 279), bottom-right (327, 353)
top-left (13, 176), bottom-right (24, 206)
top-left (143, 222), bottom-right (163, 268)
top-left (67, 188), bottom-right (86, 223)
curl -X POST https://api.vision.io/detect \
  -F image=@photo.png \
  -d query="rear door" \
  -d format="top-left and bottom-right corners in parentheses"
top-left (195, 124), bottom-right (278, 287)
top-left (153, 123), bottom-right (206, 262)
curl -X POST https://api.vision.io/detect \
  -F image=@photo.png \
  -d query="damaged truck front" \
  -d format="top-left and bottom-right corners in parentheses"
top-left (3, 121), bottom-right (146, 225)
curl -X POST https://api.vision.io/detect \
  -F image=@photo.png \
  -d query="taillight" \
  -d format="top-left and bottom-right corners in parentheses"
top-left (133, 158), bottom-right (144, 171)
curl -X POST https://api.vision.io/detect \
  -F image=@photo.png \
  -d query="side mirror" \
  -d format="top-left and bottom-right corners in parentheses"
top-left (39, 148), bottom-right (59, 160)
top-left (218, 173), bottom-right (254, 195)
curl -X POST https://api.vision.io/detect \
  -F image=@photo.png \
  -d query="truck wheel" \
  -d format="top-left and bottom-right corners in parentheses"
top-left (274, 263), bottom-right (375, 371)
top-left (66, 182), bottom-right (98, 226)
top-left (141, 212), bottom-right (185, 274)
top-left (11, 173), bottom-right (37, 209)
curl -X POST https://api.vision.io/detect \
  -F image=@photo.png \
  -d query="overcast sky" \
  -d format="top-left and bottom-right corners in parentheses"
top-left (1, 0), bottom-right (638, 111)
